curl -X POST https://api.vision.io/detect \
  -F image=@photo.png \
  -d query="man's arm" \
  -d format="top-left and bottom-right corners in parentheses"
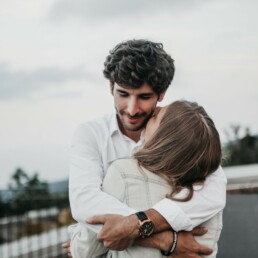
top-left (87, 214), bottom-right (212, 257)
top-left (136, 228), bottom-right (213, 258)
top-left (86, 209), bottom-right (170, 250)
top-left (69, 123), bottom-right (137, 230)
top-left (62, 228), bottom-right (213, 258)
top-left (152, 166), bottom-right (227, 231)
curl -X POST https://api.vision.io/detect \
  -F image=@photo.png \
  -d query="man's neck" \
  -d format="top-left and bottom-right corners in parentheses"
top-left (124, 130), bottom-right (142, 142)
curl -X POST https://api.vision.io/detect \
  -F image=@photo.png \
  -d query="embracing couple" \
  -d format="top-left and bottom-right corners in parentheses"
top-left (64, 39), bottom-right (227, 258)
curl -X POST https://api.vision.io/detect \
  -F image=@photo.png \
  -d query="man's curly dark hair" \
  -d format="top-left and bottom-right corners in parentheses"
top-left (103, 39), bottom-right (175, 95)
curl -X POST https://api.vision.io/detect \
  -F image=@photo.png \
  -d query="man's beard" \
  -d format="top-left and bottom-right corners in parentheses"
top-left (116, 109), bottom-right (155, 132)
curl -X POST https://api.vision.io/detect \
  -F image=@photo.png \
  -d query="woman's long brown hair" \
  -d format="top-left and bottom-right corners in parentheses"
top-left (134, 100), bottom-right (222, 202)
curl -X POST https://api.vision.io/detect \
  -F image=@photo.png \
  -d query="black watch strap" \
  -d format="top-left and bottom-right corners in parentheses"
top-left (135, 211), bottom-right (148, 221)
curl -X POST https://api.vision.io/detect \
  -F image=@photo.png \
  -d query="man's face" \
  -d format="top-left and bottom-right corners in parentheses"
top-left (112, 83), bottom-right (165, 135)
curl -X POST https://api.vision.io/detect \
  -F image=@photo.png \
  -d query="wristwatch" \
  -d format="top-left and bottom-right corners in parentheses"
top-left (135, 211), bottom-right (154, 238)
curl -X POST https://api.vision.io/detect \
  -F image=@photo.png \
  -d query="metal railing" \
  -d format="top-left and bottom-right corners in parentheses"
top-left (0, 190), bottom-right (72, 258)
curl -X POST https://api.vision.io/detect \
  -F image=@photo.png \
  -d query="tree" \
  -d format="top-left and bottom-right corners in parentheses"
top-left (8, 168), bottom-right (51, 215)
top-left (0, 193), bottom-right (5, 217)
top-left (223, 125), bottom-right (258, 166)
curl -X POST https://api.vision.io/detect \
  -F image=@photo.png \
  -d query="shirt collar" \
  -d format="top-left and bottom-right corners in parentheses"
top-left (109, 113), bottom-right (120, 136)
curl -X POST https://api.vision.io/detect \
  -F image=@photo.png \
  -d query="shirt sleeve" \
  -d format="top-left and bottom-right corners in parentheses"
top-left (69, 123), bottom-right (136, 233)
top-left (152, 166), bottom-right (227, 231)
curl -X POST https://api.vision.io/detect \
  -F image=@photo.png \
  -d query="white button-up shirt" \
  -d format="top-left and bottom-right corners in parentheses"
top-left (69, 113), bottom-right (227, 233)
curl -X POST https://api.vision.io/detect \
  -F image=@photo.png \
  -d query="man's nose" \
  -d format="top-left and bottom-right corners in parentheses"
top-left (127, 98), bottom-right (139, 116)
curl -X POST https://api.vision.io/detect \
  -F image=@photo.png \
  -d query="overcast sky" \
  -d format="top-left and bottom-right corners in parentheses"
top-left (0, 0), bottom-right (258, 189)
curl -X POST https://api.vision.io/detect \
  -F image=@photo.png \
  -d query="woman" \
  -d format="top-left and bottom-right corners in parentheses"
top-left (70, 100), bottom-right (226, 258)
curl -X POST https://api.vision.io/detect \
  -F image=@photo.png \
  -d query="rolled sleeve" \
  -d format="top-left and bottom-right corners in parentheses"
top-left (152, 198), bottom-right (193, 231)
top-left (152, 166), bottom-right (227, 231)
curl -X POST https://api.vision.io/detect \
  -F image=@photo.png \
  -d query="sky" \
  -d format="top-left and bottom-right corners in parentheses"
top-left (0, 0), bottom-right (258, 189)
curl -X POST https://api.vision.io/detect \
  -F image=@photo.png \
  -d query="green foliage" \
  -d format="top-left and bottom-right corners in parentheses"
top-left (0, 193), bottom-right (5, 218)
top-left (3, 168), bottom-right (52, 216)
top-left (223, 125), bottom-right (258, 166)
top-left (0, 168), bottom-right (70, 218)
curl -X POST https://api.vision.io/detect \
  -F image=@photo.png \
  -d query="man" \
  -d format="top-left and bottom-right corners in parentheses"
top-left (65, 39), bottom-right (226, 257)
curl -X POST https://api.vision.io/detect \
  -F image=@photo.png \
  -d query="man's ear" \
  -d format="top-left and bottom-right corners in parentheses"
top-left (158, 91), bottom-right (166, 102)
top-left (109, 82), bottom-right (114, 95)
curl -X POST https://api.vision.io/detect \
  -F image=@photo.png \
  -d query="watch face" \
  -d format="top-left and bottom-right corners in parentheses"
top-left (140, 221), bottom-right (154, 236)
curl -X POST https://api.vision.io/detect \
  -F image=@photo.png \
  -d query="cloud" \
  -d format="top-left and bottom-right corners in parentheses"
top-left (0, 63), bottom-right (95, 100)
top-left (48, 0), bottom-right (207, 23)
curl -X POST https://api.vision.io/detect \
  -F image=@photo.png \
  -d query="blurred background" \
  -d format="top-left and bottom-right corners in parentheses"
top-left (0, 0), bottom-right (258, 257)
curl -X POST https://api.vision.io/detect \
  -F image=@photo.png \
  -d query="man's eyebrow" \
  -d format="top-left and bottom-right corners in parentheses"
top-left (116, 89), bottom-right (154, 96)
top-left (139, 93), bottom-right (155, 96)
top-left (140, 92), bottom-right (154, 95)
top-left (116, 89), bottom-right (128, 93)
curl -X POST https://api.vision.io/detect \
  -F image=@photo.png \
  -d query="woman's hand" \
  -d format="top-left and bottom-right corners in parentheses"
top-left (62, 241), bottom-right (72, 258)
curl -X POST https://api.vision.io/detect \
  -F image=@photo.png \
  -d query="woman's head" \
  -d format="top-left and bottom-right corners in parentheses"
top-left (134, 100), bottom-right (221, 201)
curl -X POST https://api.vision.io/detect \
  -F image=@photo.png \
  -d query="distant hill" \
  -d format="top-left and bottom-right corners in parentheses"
top-left (48, 179), bottom-right (68, 194)
top-left (0, 179), bottom-right (69, 201)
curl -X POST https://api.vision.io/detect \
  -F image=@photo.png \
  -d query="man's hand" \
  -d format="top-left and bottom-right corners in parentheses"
top-left (136, 230), bottom-right (174, 251)
top-left (136, 227), bottom-right (213, 258)
top-left (62, 241), bottom-right (72, 258)
top-left (173, 227), bottom-right (213, 258)
top-left (87, 214), bottom-right (139, 250)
